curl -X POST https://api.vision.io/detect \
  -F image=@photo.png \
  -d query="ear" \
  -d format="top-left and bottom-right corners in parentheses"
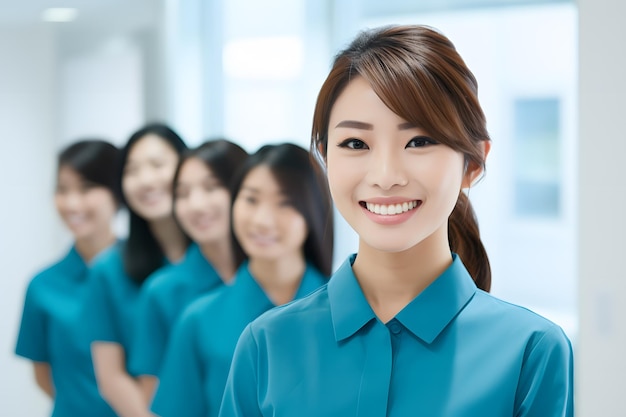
top-left (317, 141), bottom-right (327, 162)
top-left (461, 140), bottom-right (491, 189)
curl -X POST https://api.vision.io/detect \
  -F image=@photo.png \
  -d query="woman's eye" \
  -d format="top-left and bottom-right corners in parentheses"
top-left (406, 136), bottom-right (437, 148)
top-left (338, 138), bottom-right (369, 150)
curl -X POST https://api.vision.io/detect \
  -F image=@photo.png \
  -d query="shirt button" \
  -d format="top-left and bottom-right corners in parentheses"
top-left (389, 321), bottom-right (402, 335)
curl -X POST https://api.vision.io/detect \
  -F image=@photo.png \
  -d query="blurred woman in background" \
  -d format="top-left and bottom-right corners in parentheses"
top-left (151, 143), bottom-right (334, 417)
top-left (15, 139), bottom-right (120, 417)
top-left (81, 123), bottom-right (188, 417)
top-left (128, 139), bottom-right (248, 402)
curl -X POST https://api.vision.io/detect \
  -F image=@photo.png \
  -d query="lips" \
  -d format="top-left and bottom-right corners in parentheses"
top-left (137, 190), bottom-right (168, 206)
top-left (361, 200), bottom-right (421, 216)
top-left (246, 233), bottom-right (278, 246)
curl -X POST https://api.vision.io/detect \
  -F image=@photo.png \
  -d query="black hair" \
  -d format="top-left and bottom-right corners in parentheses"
top-left (57, 139), bottom-right (121, 204)
top-left (173, 138), bottom-right (249, 196)
top-left (172, 138), bottom-right (249, 238)
top-left (229, 143), bottom-right (334, 277)
top-left (118, 122), bottom-right (188, 284)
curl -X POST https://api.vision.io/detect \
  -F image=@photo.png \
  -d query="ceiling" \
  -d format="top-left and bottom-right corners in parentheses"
top-left (0, 0), bottom-right (155, 30)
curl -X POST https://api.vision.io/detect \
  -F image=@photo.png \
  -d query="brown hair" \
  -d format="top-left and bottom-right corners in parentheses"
top-left (311, 25), bottom-right (491, 291)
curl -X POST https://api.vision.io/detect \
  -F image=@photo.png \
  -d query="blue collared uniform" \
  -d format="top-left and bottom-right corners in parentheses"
top-left (15, 246), bottom-right (117, 417)
top-left (81, 242), bottom-right (168, 360)
top-left (219, 254), bottom-right (574, 417)
top-left (128, 243), bottom-right (224, 377)
top-left (151, 262), bottom-right (327, 417)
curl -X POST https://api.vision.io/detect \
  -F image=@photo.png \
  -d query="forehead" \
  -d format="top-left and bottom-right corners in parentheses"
top-left (329, 77), bottom-right (406, 126)
top-left (57, 164), bottom-right (83, 181)
top-left (178, 157), bottom-right (214, 178)
top-left (128, 134), bottom-right (177, 160)
top-left (240, 165), bottom-right (282, 195)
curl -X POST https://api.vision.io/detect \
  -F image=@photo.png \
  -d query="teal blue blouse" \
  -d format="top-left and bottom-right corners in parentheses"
top-left (151, 262), bottom-right (327, 417)
top-left (81, 242), bottom-right (168, 358)
top-left (219, 254), bottom-right (574, 417)
top-left (128, 243), bottom-right (224, 377)
top-left (15, 246), bottom-right (117, 417)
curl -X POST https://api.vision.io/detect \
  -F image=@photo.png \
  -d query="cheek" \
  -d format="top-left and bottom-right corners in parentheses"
top-left (88, 194), bottom-right (117, 219)
top-left (174, 200), bottom-right (190, 221)
top-left (121, 177), bottom-right (136, 200)
top-left (54, 195), bottom-right (65, 213)
top-left (160, 164), bottom-right (179, 186)
top-left (287, 214), bottom-right (308, 245)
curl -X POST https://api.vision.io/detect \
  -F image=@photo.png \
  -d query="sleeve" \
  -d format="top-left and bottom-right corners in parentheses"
top-left (151, 307), bottom-right (205, 417)
top-left (14, 280), bottom-right (49, 362)
top-left (218, 324), bottom-right (263, 417)
top-left (514, 325), bottom-right (574, 417)
top-left (128, 284), bottom-right (169, 377)
top-left (81, 264), bottom-right (120, 344)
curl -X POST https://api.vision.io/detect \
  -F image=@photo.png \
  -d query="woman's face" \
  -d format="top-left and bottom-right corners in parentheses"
top-left (325, 76), bottom-right (472, 254)
top-left (122, 134), bottom-right (180, 221)
top-left (174, 157), bottom-right (231, 246)
top-left (232, 165), bottom-right (308, 262)
top-left (55, 165), bottom-right (117, 241)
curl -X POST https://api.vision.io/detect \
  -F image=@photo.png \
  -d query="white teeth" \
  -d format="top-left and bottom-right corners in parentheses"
top-left (365, 201), bottom-right (418, 216)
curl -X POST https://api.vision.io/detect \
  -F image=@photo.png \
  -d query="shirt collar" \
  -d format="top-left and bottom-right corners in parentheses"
top-left (396, 254), bottom-right (476, 343)
top-left (185, 243), bottom-right (221, 283)
top-left (235, 261), bottom-right (327, 307)
top-left (328, 255), bottom-right (376, 342)
top-left (328, 253), bottom-right (477, 344)
top-left (65, 245), bottom-right (89, 279)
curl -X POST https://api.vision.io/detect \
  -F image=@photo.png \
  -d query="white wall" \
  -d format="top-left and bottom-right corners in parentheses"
top-left (0, 25), bottom-right (60, 417)
top-left (0, 18), bottom-right (149, 417)
top-left (577, 0), bottom-right (626, 415)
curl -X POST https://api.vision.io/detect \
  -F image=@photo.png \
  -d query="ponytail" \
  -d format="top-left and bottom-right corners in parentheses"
top-left (448, 192), bottom-right (491, 292)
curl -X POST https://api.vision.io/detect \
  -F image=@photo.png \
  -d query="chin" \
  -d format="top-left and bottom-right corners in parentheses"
top-left (360, 235), bottom-right (420, 254)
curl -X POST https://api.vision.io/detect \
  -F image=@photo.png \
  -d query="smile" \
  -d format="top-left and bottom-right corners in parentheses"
top-left (362, 200), bottom-right (421, 216)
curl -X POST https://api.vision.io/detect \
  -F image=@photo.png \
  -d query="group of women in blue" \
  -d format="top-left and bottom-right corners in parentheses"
top-left (14, 120), bottom-right (334, 417)
top-left (14, 23), bottom-right (573, 417)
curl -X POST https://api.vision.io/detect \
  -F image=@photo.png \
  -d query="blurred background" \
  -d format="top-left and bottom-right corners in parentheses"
top-left (0, 0), bottom-right (622, 415)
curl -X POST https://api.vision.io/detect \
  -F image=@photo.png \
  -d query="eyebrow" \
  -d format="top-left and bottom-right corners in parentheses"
top-left (334, 120), bottom-right (419, 131)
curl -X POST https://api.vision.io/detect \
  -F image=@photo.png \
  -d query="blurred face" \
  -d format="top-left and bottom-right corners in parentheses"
top-left (326, 76), bottom-right (473, 254)
top-left (122, 134), bottom-right (179, 221)
top-left (232, 165), bottom-right (308, 262)
top-left (55, 165), bottom-right (117, 241)
top-left (174, 157), bottom-right (231, 245)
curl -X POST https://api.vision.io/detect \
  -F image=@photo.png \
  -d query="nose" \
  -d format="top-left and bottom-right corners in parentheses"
top-left (188, 188), bottom-right (207, 211)
top-left (61, 191), bottom-right (83, 211)
top-left (249, 202), bottom-right (275, 229)
top-left (366, 147), bottom-right (408, 190)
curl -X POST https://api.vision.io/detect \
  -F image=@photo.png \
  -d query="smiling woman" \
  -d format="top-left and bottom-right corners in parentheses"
top-left (127, 139), bottom-right (248, 402)
top-left (219, 25), bottom-right (573, 417)
top-left (79, 123), bottom-right (189, 417)
top-left (15, 140), bottom-right (120, 417)
top-left (150, 143), bottom-right (333, 417)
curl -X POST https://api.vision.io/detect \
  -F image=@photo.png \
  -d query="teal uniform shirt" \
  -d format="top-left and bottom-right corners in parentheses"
top-left (128, 243), bottom-right (224, 377)
top-left (15, 246), bottom-right (117, 417)
top-left (219, 254), bottom-right (574, 417)
top-left (151, 262), bottom-right (327, 417)
top-left (81, 242), bottom-right (168, 359)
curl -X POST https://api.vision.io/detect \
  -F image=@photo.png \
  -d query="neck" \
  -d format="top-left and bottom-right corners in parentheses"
top-left (75, 229), bottom-right (117, 263)
top-left (248, 252), bottom-right (306, 306)
top-left (148, 217), bottom-right (187, 263)
top-left (353, 228), bottom-right (452, 323)
top-left (199, 239), bottom-right (236, 283)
